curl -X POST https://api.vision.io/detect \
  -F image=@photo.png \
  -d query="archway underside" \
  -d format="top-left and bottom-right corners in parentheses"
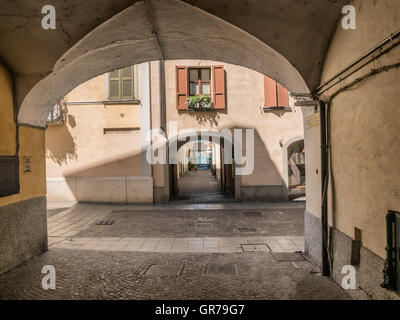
top-left (11, 0), bottom-right (348, 128)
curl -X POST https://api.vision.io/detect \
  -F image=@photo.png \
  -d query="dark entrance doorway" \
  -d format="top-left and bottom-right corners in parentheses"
top-left (170, 139), bottom-right (234, 203)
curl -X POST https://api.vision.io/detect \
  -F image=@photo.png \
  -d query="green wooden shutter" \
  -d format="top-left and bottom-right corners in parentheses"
top-left (121, 67), bottom-right (134, 100)
top-left (109, 69), bottom-right (121, 100)
top-left (108, 66), bottom-right (134, 100)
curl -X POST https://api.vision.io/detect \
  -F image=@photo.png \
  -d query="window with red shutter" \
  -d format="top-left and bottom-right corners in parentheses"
top-left (264, 75), bottom-right (290, 109)
top-left (176, 65), bottom-right (226, 111)
top-left (264, 75), bottom-right (277, 108)
top-left (277, 83), bottom-right (289, 107)
top-left (212, 65), bottom-right (226, 109)
top-left (188, 67), bottom-right (211, 96)
top-left (176, 66), bottom-right (188, 110)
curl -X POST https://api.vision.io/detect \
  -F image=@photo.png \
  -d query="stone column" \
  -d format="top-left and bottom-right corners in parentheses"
top-left (216, 143), bottom-right (221, 182)
top-left (139, 62), bottom-right (152, 177)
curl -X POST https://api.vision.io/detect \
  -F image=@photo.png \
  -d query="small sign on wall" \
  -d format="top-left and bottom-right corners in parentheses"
top-left (23, 155), bottom-right (32, 174)
top-left (306, 113), bottom-right (320, 129)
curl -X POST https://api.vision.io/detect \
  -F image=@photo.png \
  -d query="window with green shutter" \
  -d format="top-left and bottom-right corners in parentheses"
top-left (108, 66), bottom-right (135, 100)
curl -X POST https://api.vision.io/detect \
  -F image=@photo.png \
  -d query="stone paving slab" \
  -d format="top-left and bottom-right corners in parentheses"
top-left (51, 236), bottom-right (304, 253)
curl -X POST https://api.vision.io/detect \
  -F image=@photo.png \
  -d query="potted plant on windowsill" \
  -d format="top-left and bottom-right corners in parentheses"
top-left (185, 95), bottom-right (214, 111)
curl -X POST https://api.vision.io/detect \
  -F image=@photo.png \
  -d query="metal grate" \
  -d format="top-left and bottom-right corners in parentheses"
top-left (235, 227), bottom-right (257, 233)
top-left (206, 263), bottom-right (238, 275)
top-left (145, 264), bottom-right (183, 276)
top-left (241, 244), bottom-right (269, 252)
top-left (96, 220), bottom-right (115, 226)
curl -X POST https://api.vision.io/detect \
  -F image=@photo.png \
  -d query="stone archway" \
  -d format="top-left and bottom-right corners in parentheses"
top-left (156, 129), bottom-right (241, 201)
top-left (17, 0), bottom-right (309, 128)
top-left (282, 135), bottom-right (304, 200)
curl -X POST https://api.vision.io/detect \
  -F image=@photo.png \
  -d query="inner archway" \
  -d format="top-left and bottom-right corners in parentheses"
top-left (174, 139), bottom-right (226, 202)
top-left (282, 136), bottom-right (305, 200)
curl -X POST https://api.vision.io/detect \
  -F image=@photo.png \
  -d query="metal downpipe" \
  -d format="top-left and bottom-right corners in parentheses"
top-left (320, 101), bottom-right (330, 276)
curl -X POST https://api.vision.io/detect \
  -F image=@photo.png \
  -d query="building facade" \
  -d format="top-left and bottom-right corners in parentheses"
top-left (45, 60), bottom-right (305, 203)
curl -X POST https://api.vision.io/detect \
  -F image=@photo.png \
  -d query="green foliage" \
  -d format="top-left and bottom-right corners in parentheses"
top-left (185, 95), bottom-right (213, 109)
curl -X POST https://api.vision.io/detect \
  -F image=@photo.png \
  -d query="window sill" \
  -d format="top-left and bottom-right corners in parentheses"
top-left (186, 107), bottom-right (216, 112)
top-left (263, 106), bottom-right (292, 112)
top-left (66, 100), bottom-right (140, 106)
top-left (104, 100), bottom-right (140, 105)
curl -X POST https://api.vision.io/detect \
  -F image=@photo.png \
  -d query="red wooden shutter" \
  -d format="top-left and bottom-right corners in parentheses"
top-left (277, 83), bottom-right (289, 107)
top-left (176, 66), bottom-right (188, 110)
top-left (212, 65), bottom-right (226, 109)
top-left (264, 75), bottom-right (277, 108)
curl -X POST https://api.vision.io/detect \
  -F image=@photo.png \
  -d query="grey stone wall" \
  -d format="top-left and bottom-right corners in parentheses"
top-left (305, 210), bottom-right (400, 300)
top-left (0, 197), bottom-right (47, 275)
top-left (330, 228), bottom-right (400, 300)
top-left (240, 186), bottom-right (285, 201)
top-left (304, 210), bottom-right (322, 266)
top-left (153, 187), bottom-right (169, 203)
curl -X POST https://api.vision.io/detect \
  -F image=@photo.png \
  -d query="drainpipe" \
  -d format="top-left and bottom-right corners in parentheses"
top-left (320, 101), bottom-right (330, 276)
top-left (382, 211), bottom-right (397, 290)
top-left (316, 28), bottom-right (400, 95)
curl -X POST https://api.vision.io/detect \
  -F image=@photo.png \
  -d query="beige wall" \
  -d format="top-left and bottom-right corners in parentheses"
top-left (45, 73), bottom-right (150, 202)
top-left (304, 111), bottom-right (322, 217)
top-left (314, 0), bottom-right (400, 258)
top-left (46, 74), bottom-right (142, 179)
top-left (164, 59), bottom-right (304, 189)
top-left (0, 64), bottom-right (46, 207)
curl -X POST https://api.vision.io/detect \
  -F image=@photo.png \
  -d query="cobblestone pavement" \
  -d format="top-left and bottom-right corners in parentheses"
top-left (172, 192), bottom-right (233, 203)
top-left (0, 250), bottom-right (349, 300)
top-left (0, 201), bottom-right (350, 300)
top-left (178, 169), bottom-right (221, 194)
top-left (78, 208), bottom-right (304, 238)
top-left (51, 205), bottom-right (304, 239)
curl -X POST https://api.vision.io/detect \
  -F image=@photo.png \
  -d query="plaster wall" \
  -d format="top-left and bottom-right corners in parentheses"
top-left (46, 74), bottom-right (142, 179)
top-left (45, 74), bottom-right (145, 202)
top-left (304, 111), bottom-right (322, 219)
top-left (164, 59), bottom-right (304, 192)
top-left (320, 0), bottom-right (400, 260)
